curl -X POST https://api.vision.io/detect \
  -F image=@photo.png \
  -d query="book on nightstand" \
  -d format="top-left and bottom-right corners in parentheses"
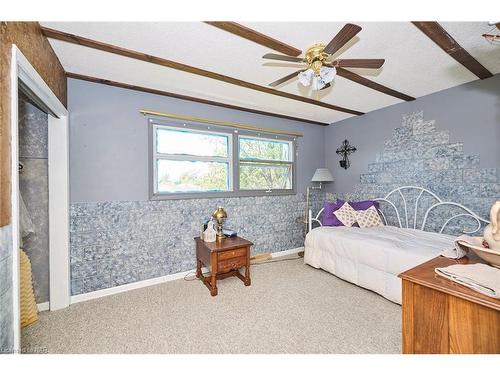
top-left (223, 228), bottom-right (237, 237)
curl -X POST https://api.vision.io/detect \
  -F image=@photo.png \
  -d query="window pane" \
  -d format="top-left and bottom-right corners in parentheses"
top-left (156, 128), bottom-right (228, 157)
top-left (239, 137), bottom-right (291, 161)
top-left (157, 160), bottom-right (229, 193)
top-left (239, 163), bottom-right (292, 190)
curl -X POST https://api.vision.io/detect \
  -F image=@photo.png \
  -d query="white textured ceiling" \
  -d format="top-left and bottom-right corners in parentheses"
top-left (41, 22), bottom-right (500, 124)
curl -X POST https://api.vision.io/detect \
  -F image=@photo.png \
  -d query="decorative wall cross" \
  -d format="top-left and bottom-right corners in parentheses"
top-left (336, 139), bottom-right (357, 170)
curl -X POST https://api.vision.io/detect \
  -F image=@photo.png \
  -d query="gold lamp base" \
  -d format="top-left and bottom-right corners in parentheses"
top-left (213, 206), bottom-right (227, 242)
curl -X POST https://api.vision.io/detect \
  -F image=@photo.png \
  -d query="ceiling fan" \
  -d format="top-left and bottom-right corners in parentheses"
top-left (262, 23), bottom-right (385, 91)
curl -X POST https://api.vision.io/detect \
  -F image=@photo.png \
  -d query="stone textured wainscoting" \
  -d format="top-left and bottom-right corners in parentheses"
top-left (70, 193), bottom-right (323, 295)
top-left (327, 111), bottom-right (498, 234)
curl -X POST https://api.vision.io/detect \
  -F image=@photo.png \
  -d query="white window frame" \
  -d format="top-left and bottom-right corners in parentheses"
top-left (148, 118), bottom-right (296, 200)
top-left (151, 124), bottom-right (233, 198)
top-left (237, 135), bottom-right (294, 193)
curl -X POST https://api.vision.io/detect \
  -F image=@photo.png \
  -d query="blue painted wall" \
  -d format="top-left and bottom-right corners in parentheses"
top-left (68, 78), bottom-right (326, 202)
top-left (325, 74), bottom-right (500, 193)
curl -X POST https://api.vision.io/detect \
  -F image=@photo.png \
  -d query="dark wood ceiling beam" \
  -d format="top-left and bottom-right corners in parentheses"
top-left (336, 68), bottom-right (416, 102)
top-left (42, 26), bottom-right (362, 116)
top-left (204, 21), bottom-right (302, 57)
top-left (66, 72), bottom-right (329, 126)
top-left (412, 21), bottom-right (493, 80)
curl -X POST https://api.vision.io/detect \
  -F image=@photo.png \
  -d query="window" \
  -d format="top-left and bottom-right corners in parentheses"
top-left (153, 126), bottom-right (232, 194)
top-left (150, 121), bottom-right (295, 199)
top-left (238, 136), bottom-right (293, 191)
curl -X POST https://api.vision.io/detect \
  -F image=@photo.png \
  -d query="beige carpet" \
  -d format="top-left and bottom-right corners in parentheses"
top-left (22, 258), bottom-right (401, 354)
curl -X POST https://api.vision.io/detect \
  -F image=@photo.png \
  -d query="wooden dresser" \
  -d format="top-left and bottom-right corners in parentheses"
top-left (195, 236), bottom-right (252, 296)
top-left (399, 255), bottom-right (500, 354)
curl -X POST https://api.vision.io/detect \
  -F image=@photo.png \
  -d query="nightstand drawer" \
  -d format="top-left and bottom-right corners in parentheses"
top-left (218, 256), bottom-right (247, 272)
top-left (218, 248), bottom-right (247, 261)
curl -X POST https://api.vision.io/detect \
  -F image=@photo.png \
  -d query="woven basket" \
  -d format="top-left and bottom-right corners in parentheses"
top-left (20, 249), bottom-right (38, 327)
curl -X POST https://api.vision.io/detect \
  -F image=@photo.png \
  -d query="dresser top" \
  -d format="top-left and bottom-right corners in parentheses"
top-left (399, 255), bottom-right (500, 311)
top-left (194, 236), bottom-right (253, 252)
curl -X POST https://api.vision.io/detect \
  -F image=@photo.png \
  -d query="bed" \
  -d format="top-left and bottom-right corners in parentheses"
top-left (304, 186), bottom-right (490, 304)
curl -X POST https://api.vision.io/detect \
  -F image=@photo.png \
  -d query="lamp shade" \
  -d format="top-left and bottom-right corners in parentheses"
top-left (311, 168), bottom-right (334, 183)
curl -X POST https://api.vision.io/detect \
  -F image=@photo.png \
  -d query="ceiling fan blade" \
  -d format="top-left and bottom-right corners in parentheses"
top-left (323, 23), bottom-right (362, 55)
top-left (336, 67), bottom-right (415, 101)
top-left (269, 70), bottom-right (304, 87)
top-left (263, 53), bottom-right (304, 62)
top-left (205, 22), bottom-right (302, 56)
top-left (330, 59), bottom-right (385, 69)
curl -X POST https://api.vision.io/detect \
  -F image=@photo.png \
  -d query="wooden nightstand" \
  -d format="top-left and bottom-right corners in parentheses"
top-left (194, 236), bottom-right (253, 296)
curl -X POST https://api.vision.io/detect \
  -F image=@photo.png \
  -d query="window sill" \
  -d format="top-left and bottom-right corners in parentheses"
top-left (149, 190), bottom-right (297, 201)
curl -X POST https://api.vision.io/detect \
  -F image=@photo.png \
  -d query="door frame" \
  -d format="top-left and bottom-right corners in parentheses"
top-left (10, 45), bottom-right (70, 352)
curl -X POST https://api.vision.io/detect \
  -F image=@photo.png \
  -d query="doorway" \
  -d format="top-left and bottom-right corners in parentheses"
top-left (10, 45), bottom-right (70, 353)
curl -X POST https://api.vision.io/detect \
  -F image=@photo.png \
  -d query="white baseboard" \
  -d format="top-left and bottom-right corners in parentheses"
top-left (70, 268), bottom-right (199, 305)
top-left (271, 246), bottom-right (303, 258)
top-left (37, 302), bottom-right (49, 312)
top-left (69, 246), bottom-right (304, 306)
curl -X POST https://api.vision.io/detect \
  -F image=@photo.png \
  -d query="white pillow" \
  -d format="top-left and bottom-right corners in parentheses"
top-left (334, 202), bottom-right (358, 227)
top-left (354, 206), bottom-right (384, 228)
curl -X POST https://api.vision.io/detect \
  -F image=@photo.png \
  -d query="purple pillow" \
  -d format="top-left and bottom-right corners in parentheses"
top-left (349, 200), bottom-right (379, 211)
top-left (321, 200), bottom-right (344, 226)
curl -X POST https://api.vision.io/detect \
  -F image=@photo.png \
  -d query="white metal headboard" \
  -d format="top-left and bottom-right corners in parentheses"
top-left (308, 185), bottom-right (490, 234)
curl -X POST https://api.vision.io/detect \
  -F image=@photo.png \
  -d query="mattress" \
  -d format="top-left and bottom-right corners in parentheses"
top-left (304, 225), bottom-right (455, 304)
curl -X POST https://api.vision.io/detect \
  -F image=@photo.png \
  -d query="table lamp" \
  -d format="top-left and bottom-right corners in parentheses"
top-left (212, 206), bottom-right (228, 241)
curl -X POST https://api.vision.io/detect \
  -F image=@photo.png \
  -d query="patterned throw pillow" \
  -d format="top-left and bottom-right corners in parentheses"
top-left (333, 202), bottom-right (358, 227)
top-left (354, 206), bottom-right (384, 228)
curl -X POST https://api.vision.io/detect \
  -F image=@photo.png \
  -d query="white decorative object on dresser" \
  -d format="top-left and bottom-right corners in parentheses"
top-left (484, 201), bottom-right (500, 251)
top-left (203, 221), bottom-right (217, 243)
top-left (456, 201), bottom-right (500, 268)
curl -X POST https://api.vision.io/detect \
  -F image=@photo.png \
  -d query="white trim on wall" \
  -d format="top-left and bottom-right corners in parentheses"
top-left (10, 45), bottom-right (21, 353)
top-left (70, 247), bottom-right (304, 305)
top-left (48, 113), bottom-right (70, 310)
top-left (36, 302), bottom-right (50, 312)
top-left (270, 247), bottom-right (303, 258)
top-left (10, 45), bottom-right (70, 352)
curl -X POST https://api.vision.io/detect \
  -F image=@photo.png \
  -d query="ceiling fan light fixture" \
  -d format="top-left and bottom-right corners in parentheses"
top-left (298, 69), bottom-right (314, 86)
top-left (299, 66), bottom-right (336, 91)
top-left (312, 76), bottom-right (324, 91)
top-left (319, 66), bottom-right (337, 84)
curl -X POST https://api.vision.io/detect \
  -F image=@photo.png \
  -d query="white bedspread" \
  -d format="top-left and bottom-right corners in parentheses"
top-left (304, 226), bottom-right (455, 304)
